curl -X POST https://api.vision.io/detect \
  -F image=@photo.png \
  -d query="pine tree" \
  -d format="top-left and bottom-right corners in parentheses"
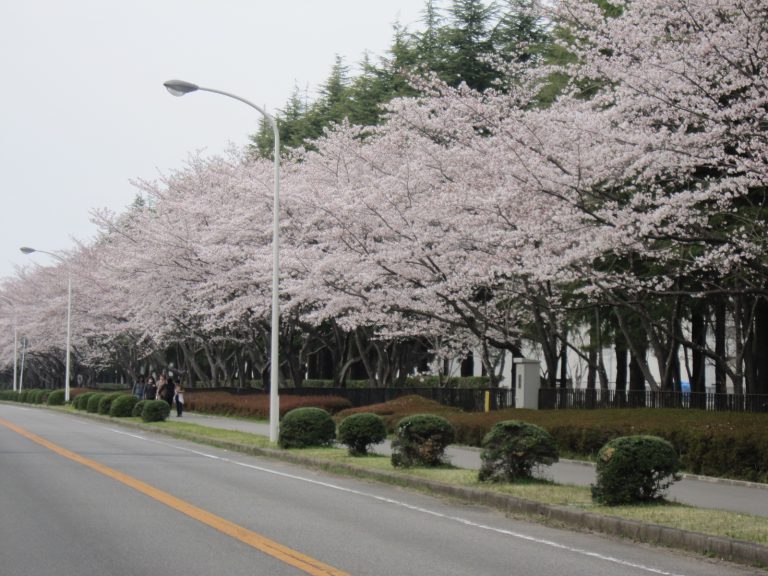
top-left (440, 0), bottom-right (498, 90)
top-left (491, 0), bottom-right (549, 65)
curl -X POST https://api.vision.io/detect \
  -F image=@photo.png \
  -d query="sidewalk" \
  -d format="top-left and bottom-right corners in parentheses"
top-left (180, 411), bottom-right (768, 518)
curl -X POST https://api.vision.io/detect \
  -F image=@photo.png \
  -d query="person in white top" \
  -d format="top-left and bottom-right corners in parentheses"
top-left (174, 383), bottom-right (185, 417)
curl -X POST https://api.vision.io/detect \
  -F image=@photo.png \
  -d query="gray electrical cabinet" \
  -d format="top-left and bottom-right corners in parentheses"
top-left (514, 358), bottom-right (540, 409)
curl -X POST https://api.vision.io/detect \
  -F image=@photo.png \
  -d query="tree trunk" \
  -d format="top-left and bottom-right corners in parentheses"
top-left (559, 326), bottom-right (568, 388)
top-left (754, 297), bottom-right (768, 395)
top-left (614, 340), bottom-right (627, 406)
top-left (690, 300), bottom-right (707, 394)
top-left (714, 298), bottom-right (727, 395)
top-left (181, 342), bottom-right (210, 387)
top-left (629, 348), bottom-right (646, 407)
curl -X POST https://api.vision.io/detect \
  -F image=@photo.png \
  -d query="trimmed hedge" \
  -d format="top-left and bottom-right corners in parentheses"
top-left (337, 413), bottom-right (387, 455)
top-left (338, 396), bottom-right (461, 432)
top-left (46, 390), bottom-right (67, 406)
top-left (345, 398), bottom-right (768, 482)
top-left (18, 389), bottom-right (50, 405)
top-left (391, 414), bottom-right (455, 468)
top-left (186, 391), bottom-right (352, 419)
top-left (279, 407), bottom-right (336, 448)
top-left (98, 393), bottom-right (123, 415)
top-left (74, 392), bottom-right (97, 410)
top-left (0, 390), bottom-right (20, 402)
top-left (110, 395), bottom-right (139, 418)
top-left (592, 435), bottom-right (681, 505)
top-left (141, 400), bottom-right (170, 422)
top-left (86, 393), bottom-right (107, 414)
top-left (132, 400), bottom-right (148, 418)
top-left (479, 420), bottom-right (559, 482)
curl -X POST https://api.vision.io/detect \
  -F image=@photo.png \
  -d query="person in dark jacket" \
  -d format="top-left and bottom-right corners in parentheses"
top-left (160, 375), bottom-right (175, 407)
top-left (144, 376), bottom-right (157, 400)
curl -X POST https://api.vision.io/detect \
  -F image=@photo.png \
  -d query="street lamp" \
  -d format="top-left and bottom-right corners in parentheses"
top-left (20, 247), bottom-right (72, 402)
top-left (164, 79), bottom-right (281, 442)
top-left (0, 295), bottom-right (18, 393)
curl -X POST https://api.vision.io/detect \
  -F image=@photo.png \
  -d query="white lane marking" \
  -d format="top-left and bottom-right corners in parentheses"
top-left (108, 428), bottom-right (689, 576)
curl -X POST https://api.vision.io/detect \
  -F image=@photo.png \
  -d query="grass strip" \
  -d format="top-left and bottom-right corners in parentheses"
top-left (143, 420), bottom-right (768, 546)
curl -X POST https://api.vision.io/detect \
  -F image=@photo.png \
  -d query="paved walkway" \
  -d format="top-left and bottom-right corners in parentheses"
top-left (179, 412), bottom-right (768, 518)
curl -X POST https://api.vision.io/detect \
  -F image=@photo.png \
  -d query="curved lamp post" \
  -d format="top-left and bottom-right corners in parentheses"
top-left (0, 295), bottom-right (18, 393)
top-left (20, 247), bottom-right (72, 402)
top-left (164, 79), bottom-right (281, 442)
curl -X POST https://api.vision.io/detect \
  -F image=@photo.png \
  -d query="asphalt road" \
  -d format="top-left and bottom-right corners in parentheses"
top-left (0, 404), bottom-right (762, 576)
top-left (182, 412), bottom-right (768, 518)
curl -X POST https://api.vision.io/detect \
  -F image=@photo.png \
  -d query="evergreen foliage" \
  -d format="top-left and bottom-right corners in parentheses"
top-left (391, 413), bottom-right (455, 467)
top-left (279, 407), bottom-right (337, 448)
top-left (591, 436), bottom-right (681, 505)
top-left (337, 413), bottom-right (387, 455)
top-left (73, 392), bottom-right (96, 410)
top-left (250, 0), bottom-right (554, 156)
top-left (109, 394), bottom-right (139, 417)
top-left (141, 400), bottom-right (171, 422)
top-left (132, 399), bottom-right (148, 418)
top-left (478, 420), bottom-right (559, 482)
top-left (0, 390), bottom-right (20, 402)
top-left (86, 393), bottom-right (107, 413)
top-left (97, 392), bottom-right (123, 415)
top-left (46, 389), bottom-right (66, 406)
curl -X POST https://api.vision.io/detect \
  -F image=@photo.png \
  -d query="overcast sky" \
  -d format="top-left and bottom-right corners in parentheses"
top-left (0, 0), bottom-right (426, 280)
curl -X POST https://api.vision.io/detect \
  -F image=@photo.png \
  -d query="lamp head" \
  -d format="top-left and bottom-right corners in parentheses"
top-left (20, 247), bottom-right (36, 255)
top-left (164, 80), bottom-right (199, 97)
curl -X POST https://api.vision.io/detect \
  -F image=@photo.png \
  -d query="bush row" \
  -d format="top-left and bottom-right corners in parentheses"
top-left (185, 390), bottom-right (352, 419)
top-left (284, 407), bottom-right (677, 504)
top-left (339, 397), bottom-right (768, 482)
top-left (71, 391), bottom-right (169, 422)
top-left (0, 388), bottom-right (55, 404)
top-left (279, 408), bottom-right (387, 456)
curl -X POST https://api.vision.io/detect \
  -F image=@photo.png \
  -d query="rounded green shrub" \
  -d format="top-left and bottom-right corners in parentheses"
top-left (73, 392), bottom-right (95, 410)
top-left (391, 414), bottom-right (455, 468)
top-left (279, 407), bottom-right (336, 448)
top-left (338, 413), bottom-right (387, 455)
top-left (132, 399), bottom-right (148, 418)
top-left (46, 389), bottom-right (67, 406)
top-left (479, 420), bottom-right (559, 482)
top-left (141, 399), bottom-right (170, 422)
top-left (86, 393), bottom-right (107, 413)
top-left (98, 392), bottom-right (123, 415)
top-left (31, 389), bottom-right (49, 404)
top-left (592, 435), bottom-right (681, 505)
top-left (110, 394), bottom-right (139, 418)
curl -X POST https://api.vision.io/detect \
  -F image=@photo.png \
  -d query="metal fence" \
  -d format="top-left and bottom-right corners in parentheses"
top-left (538, 388), bottom-right (768, 413)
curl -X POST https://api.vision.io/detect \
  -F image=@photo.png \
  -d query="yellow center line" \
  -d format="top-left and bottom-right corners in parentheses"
top-left (0, 417), bottom-right (350, 576)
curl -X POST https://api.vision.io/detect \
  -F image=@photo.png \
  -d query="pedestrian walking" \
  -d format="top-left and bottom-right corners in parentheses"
top-left (132, 376), bottom-right (145, 400)
top-left (174, 383), bottom-right (184, 417)
top-left (159, 374), bottom-right (174, 407)
top-left (144, 376), bottom-right (157, 400)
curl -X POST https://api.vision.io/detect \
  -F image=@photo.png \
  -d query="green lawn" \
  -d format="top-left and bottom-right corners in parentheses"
top-left (141, 419), bottom-right (768, 546)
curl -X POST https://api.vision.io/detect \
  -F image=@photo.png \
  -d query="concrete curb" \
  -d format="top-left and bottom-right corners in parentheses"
top-left (14, 404), bottom-right (768, 569)
top-left (558, 457), bottom-right (768, 491)
top-left (115, 417), bottom-right (768, 568)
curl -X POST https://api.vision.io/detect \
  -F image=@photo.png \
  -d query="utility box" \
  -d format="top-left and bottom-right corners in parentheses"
top-left (514, 358), bottom-right (540, 409)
